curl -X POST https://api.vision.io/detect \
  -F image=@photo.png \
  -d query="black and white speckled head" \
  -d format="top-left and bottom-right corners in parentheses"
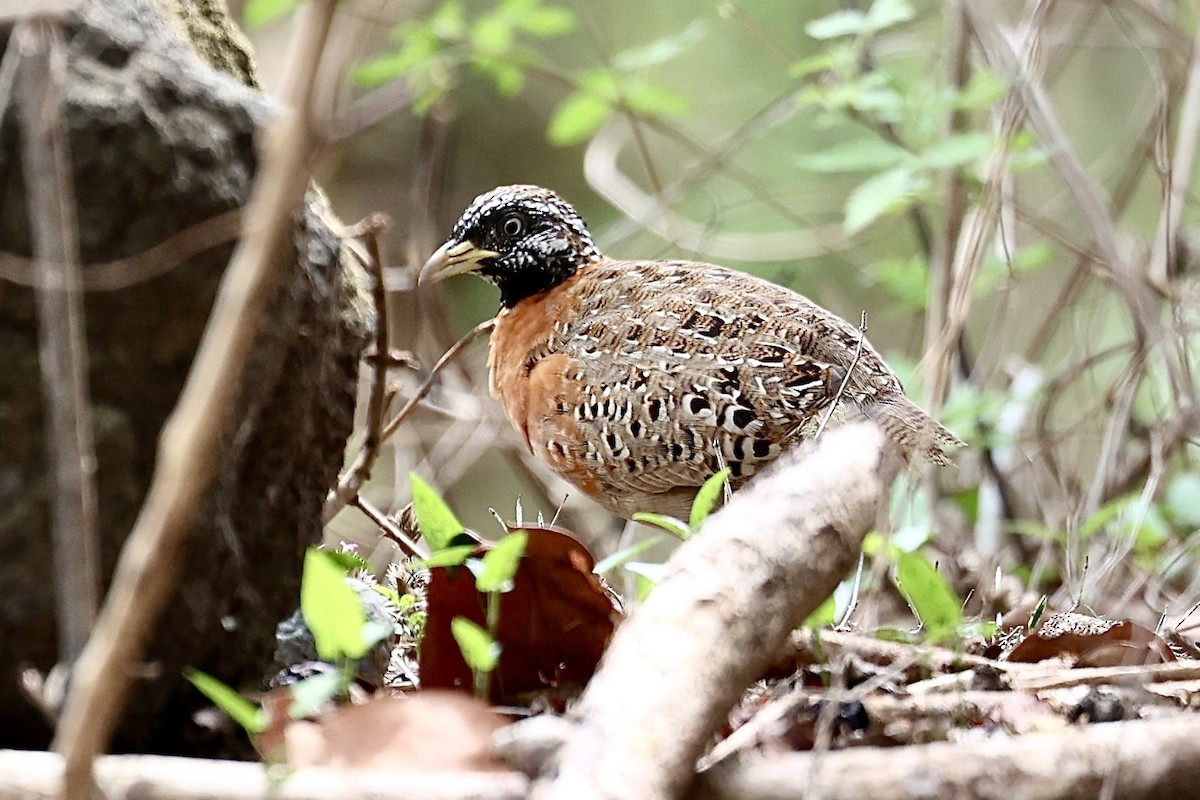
top-left (420, 185), bottom-right (603, 308)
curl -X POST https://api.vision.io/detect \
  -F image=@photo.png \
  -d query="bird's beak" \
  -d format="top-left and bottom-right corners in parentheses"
top-left (418, 240), bottom-right (501, 285)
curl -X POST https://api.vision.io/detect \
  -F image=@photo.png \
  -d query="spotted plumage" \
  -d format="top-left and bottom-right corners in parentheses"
top-left (421, 185), bottom-right (963, 520)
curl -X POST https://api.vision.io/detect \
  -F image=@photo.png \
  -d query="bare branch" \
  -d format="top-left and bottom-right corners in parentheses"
top-left (0, 749), bottom-right (527, 800)
top-left (379, 318), bottom-right (496, 443)
top-left (321, 213), bottom-right (393, 524)
top-left (15, 17), bottom-right (99, 661)
top-left (698, 716), bottom-right (1200, 800)
top-left (0, 210), bottom-right (242, 291)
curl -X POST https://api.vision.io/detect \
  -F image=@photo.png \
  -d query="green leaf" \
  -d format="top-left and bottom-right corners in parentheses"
top-left (690, 468), bottom-right (731, 532)
top-left (323, 550), bottom-right (370, 573)
top-left (623, 561), bottom-right (668, 584)
top-left (803, 594), bottom-right (837, 628)
top-left (301, 549), bottom-right (368, 661)
top-left (795, 138), bottom-right (907, 173)
top-left (612, 21), bottom-right (708, 70)
top-left (872, 627), bottom-right (920, 644)
top-left (470, 12), bottom-right (516, 57)
top-left (1129, 503), bottom-right (1170, 553)
top-left (451, 617), bottom-right (501, 672)
top-left (548, 93), bottom-right (613, 145)
top-left (409, 473), bottom-right (465, 551)
top-left (243, 0), bottom-right (301, 28)
top-left (1028, 594), bottom-right (1048, 629)
top-left (473, 57), bottom-right (526, 96)
top-left (185, 669), bottom-right (265, 734)
top-left (353, 28), bottom-right (442, 88)
top-left (843, 165), bottom-right (923, 234)
top-left (593, 535), bottom-right (665, 575)
top-left (888, 477), bottom-right (936, 552)
top-left (893, 551), bottom-right (962, 641)
top-left (955, 70), bottom-right (1007, 110)
top-left (805, 10), bottom-right (865, 40)
top-left (476, 531), bottom-right (528, 593)
top-left (1080, 496), bottom-right (1130, 539)
top-left (578, 69), bottom-right (620, 98)
top-left (869, 255), bottom-right (928, 308)
top-left (354, 52), bottom-right (414, 89)
top-left (624, 560), bottom-right (668, 601)
top-left (632, 512), bottom-right (691, 540)
top-left (913, 132), bottom-right (994, 169)
top-left (862, 0), bottom-right (915, 34)
top-left (429, 0), bottom-right (468, 39)
top-left (373, 583), bottom-right (404, 608)
top-left (789, 51), bottom-right (837, 79)
top-left (860, 531), bottom-right (887, 557)
top-left (621, 80), bottom-right (691, 118)
top-left (287, 671), bottom-right (343, 719)
top-left (411, 544), bottom-right (476, 570)
top-left (1165, 473), bottom-right (1200, 528)
top-left (518, 5), bottom-right (576, 37)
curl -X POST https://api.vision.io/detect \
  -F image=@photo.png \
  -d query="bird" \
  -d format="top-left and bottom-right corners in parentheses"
top-left (420, 185), bottom-right (963, 521)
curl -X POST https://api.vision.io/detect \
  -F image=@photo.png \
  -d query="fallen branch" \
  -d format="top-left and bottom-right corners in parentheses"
top-left (526, 421), bottom-right (902, 800)
top-left (0, 750), bottom-right (526, 800)
top-left (695, 716), bottom-right (1200, 800)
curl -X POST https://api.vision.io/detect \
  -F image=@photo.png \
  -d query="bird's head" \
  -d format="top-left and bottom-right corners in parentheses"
top-left (419, 184), bottom-right (602, 308)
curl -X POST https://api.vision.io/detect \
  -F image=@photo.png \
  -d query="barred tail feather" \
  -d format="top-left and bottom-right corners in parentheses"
top-left (860, 395), bottom-right (965, 465)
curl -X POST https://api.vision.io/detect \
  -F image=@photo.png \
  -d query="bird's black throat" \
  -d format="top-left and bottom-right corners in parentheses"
top-left (483, 250), bottom-right (588, 308)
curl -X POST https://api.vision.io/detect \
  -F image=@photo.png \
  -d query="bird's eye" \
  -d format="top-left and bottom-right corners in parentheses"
top-left (501, 214), bottom-right (525, 238)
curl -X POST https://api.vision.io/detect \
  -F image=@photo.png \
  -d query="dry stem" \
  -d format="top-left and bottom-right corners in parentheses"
top-left (15, 17), bottom-right (99, 663)
top-left (322, 214), bottom-right (393, 524)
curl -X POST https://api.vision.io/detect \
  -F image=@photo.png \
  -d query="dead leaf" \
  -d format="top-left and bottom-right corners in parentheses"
top-left (277, 692), bottom-right (507, 771)
top-left (420, 523), bottom-right (622, 702)
top-left (254, 687), bottom-right (294, 763)
top-left (991, 692), bottom-right (1064, 735)
top-left (1005, 611), bottom-right (1176, 667)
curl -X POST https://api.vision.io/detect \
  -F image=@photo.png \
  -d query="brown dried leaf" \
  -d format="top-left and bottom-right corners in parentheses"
top-left (991, 692), bottom-right (1064, 735)
top-left (420, 523), bottom-right (622, 702)
top-left (254, 687), bottom-right (293, 762)
top-left (1005, 611), bottom-right (1176, 667)
top-left (280, 692), bottom-right (507, 771)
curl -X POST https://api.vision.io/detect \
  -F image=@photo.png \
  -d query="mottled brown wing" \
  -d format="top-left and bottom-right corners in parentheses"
top-left (524, 260), bottom-right (882, 513)
top-left (490, 258), bottom-right (956, 518)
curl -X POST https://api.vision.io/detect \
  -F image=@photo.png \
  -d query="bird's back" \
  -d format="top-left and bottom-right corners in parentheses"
top-left (489, 258), bottom-right (959, 519)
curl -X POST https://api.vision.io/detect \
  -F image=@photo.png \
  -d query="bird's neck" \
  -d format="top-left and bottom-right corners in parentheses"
top-left (495, 255), bottom-right (598, 308)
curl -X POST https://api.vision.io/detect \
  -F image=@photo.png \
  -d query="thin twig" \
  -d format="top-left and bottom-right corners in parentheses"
top-left (319, 77), bottom-right (414, 143)
top-left (50, 2), bottom-right (340, 797)
top-left (835, 551), bottom-right (865, 631)
top-left (379, 318), bottom-right (496, 442)
top-left (321, 213), bottom-right (393, 524)
top-left (0, 210), bottom-right (243, 291)
top-left (16, 17), bottom-right (100, 663)
top-left (925, 0), bottom-right (1053, 406)
top-left (814, 311), bottom-right (867, 440)
top-left (1145, 24), bottom-right (1187, 290)
top-left (351, 495), bottom-right (428, 560)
